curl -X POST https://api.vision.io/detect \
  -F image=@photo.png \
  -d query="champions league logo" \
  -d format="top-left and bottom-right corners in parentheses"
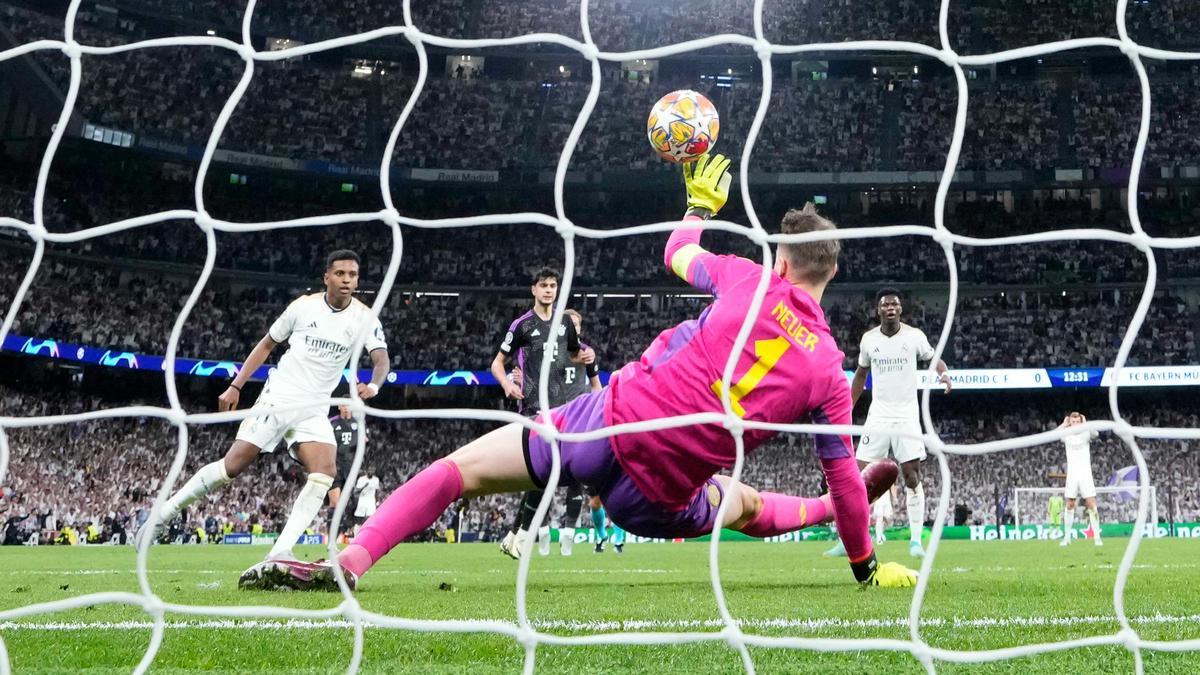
top-left (422, 371), bottom-right (481, 386)
top-left (190, 361), bottom-right (240, 378)
top-left (20, 338), bottom-right (59, 358)
top-left (99, 350), bottom-right (139, 368)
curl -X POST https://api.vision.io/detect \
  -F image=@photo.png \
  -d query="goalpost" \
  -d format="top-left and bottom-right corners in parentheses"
top-left (1013, 486), bottom-right (1159, 531)
top-left (0, 0), bottom-right (1197, 673)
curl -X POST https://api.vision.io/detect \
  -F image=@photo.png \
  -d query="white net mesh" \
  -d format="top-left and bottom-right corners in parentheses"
top-left (1, 0), bottom-right (1199, 672)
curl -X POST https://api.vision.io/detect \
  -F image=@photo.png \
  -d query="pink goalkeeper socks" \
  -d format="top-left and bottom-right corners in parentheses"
top-left (339, 459), bottom-right (464, 578)
top-left (739, 492), bottom-right (829, 538)
top-left (821, 456), bottom-right (872, 562)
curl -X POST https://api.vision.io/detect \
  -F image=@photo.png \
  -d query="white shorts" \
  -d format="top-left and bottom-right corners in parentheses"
top-left (235, 402), bottom-right (336, 455)
top-left (872, 497), bottom-right (894, 519)
top-left (1064, 469), bottom-right (1096, 500)
top-left (354, 500), bottom-right (377, 518)
top-left (857, 417), bottom-right (925, 464)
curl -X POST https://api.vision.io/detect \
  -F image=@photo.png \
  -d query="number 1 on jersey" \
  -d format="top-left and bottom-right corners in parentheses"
top-left (710, 336), bottom-right (791, 417)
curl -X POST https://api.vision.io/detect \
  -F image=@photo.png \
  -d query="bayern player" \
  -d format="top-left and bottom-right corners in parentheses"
top-left (826, 288), bottom-right (951, 559)
top-left (274, 154), bottom-right (915, 591)
top-left (138, 250), bottom-right (390, 589)
top-left (1058, 411), bottom-right (1102, 547)
top-left (490, 275), bottom-right (596, 559)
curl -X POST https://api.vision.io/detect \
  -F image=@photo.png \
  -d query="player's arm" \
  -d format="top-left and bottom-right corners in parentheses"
top-left (583, 342), bottom-right (602, 392)
top-left (218, 333), bottom-right (280, 412)
top-left (850, 365), bottom-right (870, 407)
top-left (917, 332), bottom-right (952, 393)
top-left (357, 347), bottom-right (390, 401)
top-left (492, 322), bottom-right (525, 399)
top-left (664, 153), bottom-right (733, 294)
top-left (565, 319), bottom-right (594, 365)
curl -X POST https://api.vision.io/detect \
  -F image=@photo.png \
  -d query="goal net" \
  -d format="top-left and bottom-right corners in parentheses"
top-left (1, 0), bottom-right (1197, 672)
top-left (1013, 486), bottom-right (1159, 531)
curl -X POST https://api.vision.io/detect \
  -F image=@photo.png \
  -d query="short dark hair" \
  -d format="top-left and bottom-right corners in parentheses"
top-left (877, 287), bottom-right (902, 303)
top-left (325, 249), bottom-right (360, 270)
top-left (532, 267), bottom-right (561, 285)
top-left (778, 203), bottom-right (840, 285)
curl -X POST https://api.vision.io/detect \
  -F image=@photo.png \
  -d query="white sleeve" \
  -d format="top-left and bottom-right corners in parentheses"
top-left (857, 335), bottom-right (871, 369)
top-left (916, 330), bottom-right (937, 361)
top-left (355, 476), bottom-right (368, 490)
top-left (268, 300), bottom-right (298, 343)
top-left (365, 315), bottom-right (387, 352)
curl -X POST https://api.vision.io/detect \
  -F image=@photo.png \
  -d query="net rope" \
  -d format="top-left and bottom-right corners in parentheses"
top-left (0, 0), bottom-right (1198, 672)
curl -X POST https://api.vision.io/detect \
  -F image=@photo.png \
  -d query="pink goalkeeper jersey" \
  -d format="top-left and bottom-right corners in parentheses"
top-left (604, 219), bottom-right (853, 510)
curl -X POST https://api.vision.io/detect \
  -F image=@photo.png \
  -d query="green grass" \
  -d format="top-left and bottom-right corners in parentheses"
top-left (0, 539), bottom-right (1197, 673)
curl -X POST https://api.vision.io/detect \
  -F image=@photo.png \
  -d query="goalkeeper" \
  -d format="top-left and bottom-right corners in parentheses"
top-left (285, 154), bottom-right (916, 590)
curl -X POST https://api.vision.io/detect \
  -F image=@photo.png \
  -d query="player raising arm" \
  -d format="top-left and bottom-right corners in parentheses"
top-left (274, 154), bottom-right (913, 591)
top-left (1058, 411), bottom-right (1102, 547)
top-left (137, 251), bottom-right (390, 589)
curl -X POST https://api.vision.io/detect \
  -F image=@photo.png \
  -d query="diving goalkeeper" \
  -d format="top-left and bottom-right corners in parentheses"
top-left (282, 154), bottom-right (917, 590)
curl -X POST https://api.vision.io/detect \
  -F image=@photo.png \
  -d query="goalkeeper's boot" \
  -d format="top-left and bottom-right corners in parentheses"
top-left (853, 553), bottom-right (918, 588)
top-left (823, 539), bottom-right (847, 558)
top-left (908, 540), bottom-right (926, 558)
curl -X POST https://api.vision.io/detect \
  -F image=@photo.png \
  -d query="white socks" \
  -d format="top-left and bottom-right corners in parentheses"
top-left (874, 515), bottom-right (886, 543)
top-left (538, 526), bottom-right (551, 556)
top-left (268, 473), bottom-right (333, 560)
top-left (1087, 507), bottom-right (1101, 541)
top-left (161, 460), bottom-right (232, 521)
top-left (1063, 508), bottom-right (1074, 533)
top-left (560, 527), bottom-right (575, 556)
top-left (906, 484), bottom-right (925, 542)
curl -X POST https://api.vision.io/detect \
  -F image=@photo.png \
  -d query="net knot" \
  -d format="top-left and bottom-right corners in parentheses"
top-left (578, 44), bottom-right (599, 62)
top-left (923, 434), bottom-right (946, 455)
top-left (380, 208), bottom-right (401, 226)
top-left (1113, 420), bottom-right (1136, 444)
top-left (554, 219), bottom-right (576, 240)
top-left (1119, 626), bottom-right (1141, 652)
top-left (1129, 231), bottom-right (1152, 251)
top-left (236, 44), bottom-right (257, 61)
top-left (193, 212), bottom-right (215, 233)
top-left (754, 40), bottom-right (773, 61)
top-left (61, 41), bottom-right (83, 59)
top-left (936, 48), bottom-right (959, 67)
top-left (516, 626), bottom-right (539, 650)
top-left (909, 641), bottom-right (934, 666)
top-left (141, 595), bottom-right (166, 616)
top-left (722, 416), bottom-right (745, 437)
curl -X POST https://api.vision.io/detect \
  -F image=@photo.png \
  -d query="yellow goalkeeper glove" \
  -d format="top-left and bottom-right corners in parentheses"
top-left (683, 152), bottom-right (733, 218)
top-left (866, 562), bottom-right (919, 588)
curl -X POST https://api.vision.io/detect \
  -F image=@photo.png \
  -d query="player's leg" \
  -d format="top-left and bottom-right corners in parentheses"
top-left (895, 419), bottom-right (927, 558)
top-left (827, 424), bottom-right (890, 557)
top-left (336, 422), bottom-right (536, 581)
top-left (1083, 492), bottom-right (1101, 546)
top-left (153, 440), bottom-right (260, 532)
top-left (611, 520), bottom-right (626, 552)
top-left (263, 440), bottom-right (336, 562)
top-left (1061, 492), bottom-right (1078, 546)
top-left (560, 484), bottom-right (585, 556)
top-left (590, 495), bottom-right (609, 553)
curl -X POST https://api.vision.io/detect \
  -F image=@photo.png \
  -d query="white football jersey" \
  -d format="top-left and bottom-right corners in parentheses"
top-left (1063, 429), bottom-right (1098, 474)
top-left (858, 323), bottom-right (936, 420)
top-left (259, 293), bottom-right (387, 405)
top-left (355, 475), bottom-right (380, 507)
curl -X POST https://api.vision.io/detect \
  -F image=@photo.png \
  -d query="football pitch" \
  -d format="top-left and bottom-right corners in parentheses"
top-left (0, 539), bottom-right (1196, 673)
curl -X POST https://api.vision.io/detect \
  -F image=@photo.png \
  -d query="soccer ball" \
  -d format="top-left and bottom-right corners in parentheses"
top-left (646, 89), bottom-right (720, 164)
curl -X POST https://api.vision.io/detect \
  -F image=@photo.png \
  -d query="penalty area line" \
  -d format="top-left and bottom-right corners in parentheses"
top-left (1, 613), bottom-right (1198, 633)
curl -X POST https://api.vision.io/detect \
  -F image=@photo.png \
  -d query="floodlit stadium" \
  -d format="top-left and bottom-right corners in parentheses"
top-left (1, 0), bottom-right (1199, 672)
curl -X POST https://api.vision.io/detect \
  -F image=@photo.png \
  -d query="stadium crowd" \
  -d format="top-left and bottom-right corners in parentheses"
top-left (1, 383), bottom-right (1196, 547)
top-left (7, 3), bottom-right (1200, 172)
top-left (1, 248), bottom-right (1195, 372)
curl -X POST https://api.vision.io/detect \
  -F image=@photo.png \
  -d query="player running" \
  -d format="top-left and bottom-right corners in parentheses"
top-left (1058, 411), bottom-right (1102, 547)
top-left (136, 250), bottom-right (390, 589)
top-left (825, 288), bottom-right (951, 559)
top-left (274, 153), bottom-right (915, 591)
top-left (490, 274), bottom-right (596, 558)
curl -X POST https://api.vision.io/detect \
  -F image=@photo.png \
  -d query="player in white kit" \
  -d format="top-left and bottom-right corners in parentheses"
top-left (826, 289), bottom-right (951, 559)
top-left (137, 251), bottom-right (391, 589)
top-left (873, 484), bottom-right (897, 544)
top-left (353, 468), bottom-right (382, 535)
top-left (1058, 411), bottom-right (1102, 547)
